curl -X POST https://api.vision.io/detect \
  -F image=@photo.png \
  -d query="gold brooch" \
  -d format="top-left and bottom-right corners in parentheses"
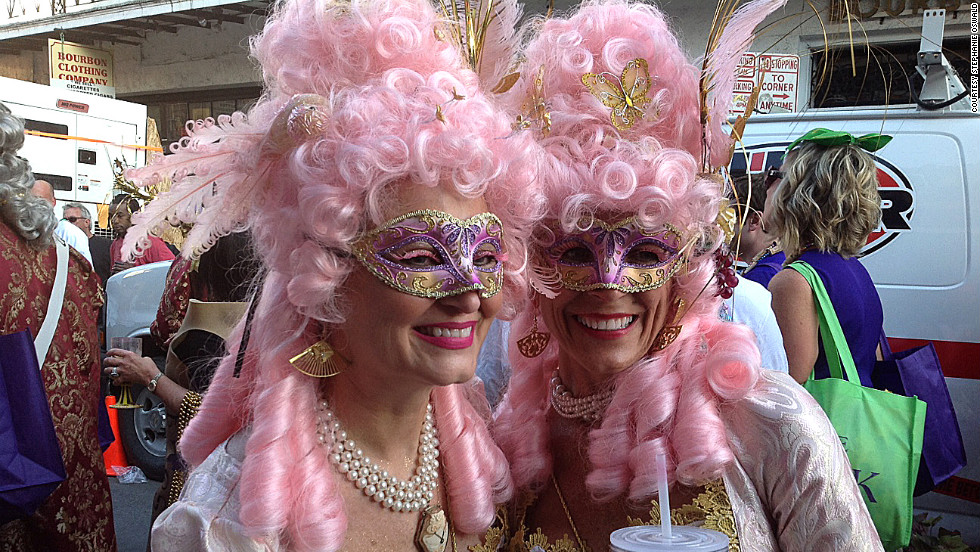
top-left (512, 65), bottom-right (551, 137)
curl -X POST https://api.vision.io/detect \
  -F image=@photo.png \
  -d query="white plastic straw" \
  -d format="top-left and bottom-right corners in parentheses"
top-left (657, 452), bottom-right (672, 539)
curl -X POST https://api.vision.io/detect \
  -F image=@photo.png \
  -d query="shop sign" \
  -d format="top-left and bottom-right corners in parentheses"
top-left (729, 53), bottom-right (800, 117)
top-left (48, 39), bottom-right (116, 98)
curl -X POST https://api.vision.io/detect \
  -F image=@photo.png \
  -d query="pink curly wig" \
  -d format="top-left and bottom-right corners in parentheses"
top-left (125, 0), bottom-right (542, 549)
top-left (505, 0), bottom-right (703, 163)
top-left (493, 0), bottom-right (764, 503)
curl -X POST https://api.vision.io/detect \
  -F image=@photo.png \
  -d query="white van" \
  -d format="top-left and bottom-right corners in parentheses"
top-left (735, 96), bottom-right (980, 544)
top-left (0, 76), bottom-right (147, 234)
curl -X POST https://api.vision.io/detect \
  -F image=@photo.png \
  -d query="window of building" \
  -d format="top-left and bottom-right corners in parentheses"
top-left (122, 86), bottom-right (262, 152)
top-left (809, 38), bottom-right (970, 107)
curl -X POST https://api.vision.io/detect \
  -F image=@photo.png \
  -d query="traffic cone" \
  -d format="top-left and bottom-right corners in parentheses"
top-left (103, 395), bottom-right (129, 475)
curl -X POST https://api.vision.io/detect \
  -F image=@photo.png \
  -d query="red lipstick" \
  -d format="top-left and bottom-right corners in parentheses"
top-left (414, 321), bottom-right (477, 350)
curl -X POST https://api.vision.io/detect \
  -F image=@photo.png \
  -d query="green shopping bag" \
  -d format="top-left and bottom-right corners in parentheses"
top-left (789, 261), bottom-right (926, 551)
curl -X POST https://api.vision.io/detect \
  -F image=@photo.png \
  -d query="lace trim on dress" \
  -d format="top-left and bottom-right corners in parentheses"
top-left (475, 480), bottom-right (739, 552)
top-left (629, 480), bottom-right (740, 552)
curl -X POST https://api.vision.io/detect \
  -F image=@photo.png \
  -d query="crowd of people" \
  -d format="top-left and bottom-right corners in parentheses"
top-left (0, 0), bottom-right (899, 550)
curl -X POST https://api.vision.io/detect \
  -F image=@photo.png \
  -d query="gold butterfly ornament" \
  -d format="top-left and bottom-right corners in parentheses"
top-left (582, 58), bottom-right (653, 131)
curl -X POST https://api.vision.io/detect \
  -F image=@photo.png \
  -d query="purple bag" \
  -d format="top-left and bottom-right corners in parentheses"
top-left (0, 329), bottom-right (67, 524)
top-left (872, 333), bottom-right (967, 496)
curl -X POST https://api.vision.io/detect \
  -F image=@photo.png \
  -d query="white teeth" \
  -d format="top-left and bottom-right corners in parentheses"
top-left (420, 326), bottom-right (473, 338)
top-left (576, 315), bottom-right (635, 331)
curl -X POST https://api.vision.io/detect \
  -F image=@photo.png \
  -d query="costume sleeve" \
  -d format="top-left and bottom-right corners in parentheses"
top-left (151, 430), bottom-right (276, 552)
top-left (723, 371), bottom-right (884, 552)
top-left (150, 257), bottom-right (193, 348)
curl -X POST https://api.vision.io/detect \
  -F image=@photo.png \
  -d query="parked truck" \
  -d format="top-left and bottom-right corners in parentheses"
top-left (0, 75), bottom-right (148, 235)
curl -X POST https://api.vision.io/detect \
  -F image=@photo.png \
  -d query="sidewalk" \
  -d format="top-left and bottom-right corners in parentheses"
top-left (108, 476), bottom-right (161, 552)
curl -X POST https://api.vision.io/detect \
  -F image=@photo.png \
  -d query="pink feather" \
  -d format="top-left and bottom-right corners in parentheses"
top-left (702, 0), bottom-right (787, 169)
top-left (121, 112), bottom-right (265, 260)
top-left (472, 0), bottom-right (524, 93)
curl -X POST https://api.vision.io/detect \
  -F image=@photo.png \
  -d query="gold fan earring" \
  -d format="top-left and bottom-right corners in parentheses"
top-left (652, 297), bottom-right (686, 352)
top-left (289, 340), bottom-right (348, 378)
top-left (517, 315), bottom-right (551, 358)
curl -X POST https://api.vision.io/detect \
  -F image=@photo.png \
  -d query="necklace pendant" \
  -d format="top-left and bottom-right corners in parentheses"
top-left (415, 505), bottom-right (449, 552)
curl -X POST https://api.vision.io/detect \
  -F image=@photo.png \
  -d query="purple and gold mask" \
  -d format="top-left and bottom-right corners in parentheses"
top-left (544, 217), bottom-right (686, 293)
top-left (352, 209), bottom-right (505, 299)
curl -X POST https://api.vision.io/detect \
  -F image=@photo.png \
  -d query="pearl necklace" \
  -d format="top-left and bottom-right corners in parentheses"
top-left (549, 369), bottom-right (615, 423)
top-left (316, 399), bottom-right (440, 513)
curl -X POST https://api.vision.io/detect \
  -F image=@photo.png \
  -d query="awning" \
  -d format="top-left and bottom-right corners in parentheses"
top-left (0, 0), bottom-right (271, 54)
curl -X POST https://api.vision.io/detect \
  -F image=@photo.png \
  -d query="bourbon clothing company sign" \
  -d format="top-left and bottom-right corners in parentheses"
top-left (48, 39), bottom-right (115, 98)
top-left (730, 53), bottom-right (800, 117)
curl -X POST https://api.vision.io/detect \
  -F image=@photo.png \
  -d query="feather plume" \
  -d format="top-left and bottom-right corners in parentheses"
top-left (475, 0), bottom-right (524, 93)
top-left (121, 113), bottom-right (266, 260)
top-left (122, 95), bottom-right (331, 260)
top-left (700, 0), bottom-right (787, 171)
top-left (438, 0), bottom-right (524, 92)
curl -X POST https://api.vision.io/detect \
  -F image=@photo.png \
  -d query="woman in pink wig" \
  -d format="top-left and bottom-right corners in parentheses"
top-left (488, 1), bottom-right (882, 550)
top-left (123, 0), bottom-right (540, 549)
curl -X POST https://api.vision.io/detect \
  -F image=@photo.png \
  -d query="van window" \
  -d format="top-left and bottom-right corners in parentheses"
top-left (24, 119), bottom-right (69, 139)
top-left (33, 173), bottom-right (73, 192)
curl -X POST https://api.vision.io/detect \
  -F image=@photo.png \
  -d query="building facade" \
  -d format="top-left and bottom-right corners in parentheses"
top-left (1, 0), bottom-right (973, 147)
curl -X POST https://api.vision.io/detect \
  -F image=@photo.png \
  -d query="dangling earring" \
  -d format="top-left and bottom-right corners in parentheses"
top-left (517, 315), bottom-right (550, 358)
top-left (289, 340), bottom-right (347, 378)
top-left (652, 297), bottom-right (686, 352)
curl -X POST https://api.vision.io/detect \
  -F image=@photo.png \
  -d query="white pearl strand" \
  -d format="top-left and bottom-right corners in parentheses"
top-left (550, 369), bottom-right (616, 423)
top-left (316, 399), bottom-right (440, 513)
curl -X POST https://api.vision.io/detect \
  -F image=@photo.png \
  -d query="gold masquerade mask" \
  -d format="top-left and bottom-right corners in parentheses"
top-left (352, 209), bottom-right (505, 299)
top-left (544, 217), bottom-right (686, 293)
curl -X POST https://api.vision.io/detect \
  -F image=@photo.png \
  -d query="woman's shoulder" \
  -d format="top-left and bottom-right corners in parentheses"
top-left (722, 370), bottom-right (829, 436)
top-left (720, 370), bottom-right (884, 551)
top-left (152, 428), bottom-right (277, 551)
top-left (721, 370), bottom-right (850, 479)
top-left (797, 250), bottom-right (872, 277)
top-left (185, 427), bottom-right (249, 490)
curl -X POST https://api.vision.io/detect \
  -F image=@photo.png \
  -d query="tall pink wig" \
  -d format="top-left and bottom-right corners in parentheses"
top-left (125, 0), bottom-right (541, 549)
top-left (506, 0), bottom-right (704, 163)
top-left (494, 0), bottom-right (769, 504)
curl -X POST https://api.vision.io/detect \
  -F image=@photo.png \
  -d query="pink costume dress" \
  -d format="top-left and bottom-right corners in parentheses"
top-left (482, 370), bottom-right (883, 552)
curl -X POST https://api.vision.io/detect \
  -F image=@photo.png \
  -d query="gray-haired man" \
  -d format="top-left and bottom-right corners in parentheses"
top-left (63, 202), bottom-right (112, 285)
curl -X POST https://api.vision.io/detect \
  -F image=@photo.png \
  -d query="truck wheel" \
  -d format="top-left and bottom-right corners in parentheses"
top-left (117, 384), bottom-right (167, 481)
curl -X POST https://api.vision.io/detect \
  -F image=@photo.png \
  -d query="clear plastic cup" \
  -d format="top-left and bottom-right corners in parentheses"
top-left (610, 525), bottom-right (729, 552)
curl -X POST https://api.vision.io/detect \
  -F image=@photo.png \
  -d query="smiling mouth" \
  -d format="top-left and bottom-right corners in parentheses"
top-left (414, 322), bottom-right (477, 350)
top-left (416, 326), bottom-right (473, 338)
top-left (574, 315), bottom-right (637, 331)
